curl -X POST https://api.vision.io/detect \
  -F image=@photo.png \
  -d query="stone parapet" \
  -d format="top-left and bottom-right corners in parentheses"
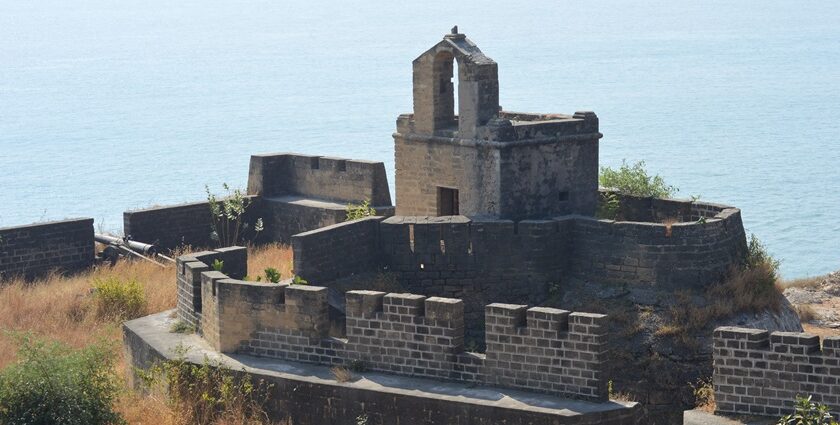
top-left (713, 326), bottom-right (840, 418)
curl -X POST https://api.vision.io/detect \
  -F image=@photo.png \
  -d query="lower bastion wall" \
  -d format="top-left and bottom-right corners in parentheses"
top-left (0, 218), bottom-right (95, 281)
top-left (179, 248), bottom-right (609, 402)
top-left (713, 326), bottom-right (840, 418)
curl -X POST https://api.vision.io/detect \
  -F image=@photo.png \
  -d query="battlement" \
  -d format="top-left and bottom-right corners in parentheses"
top-left (175, 250), bottom-right (609, 401)
top-left (713, 326), bottom-right (840, 417)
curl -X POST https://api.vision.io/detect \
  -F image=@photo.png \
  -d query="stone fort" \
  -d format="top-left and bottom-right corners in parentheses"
top-left (3, 30), bottom-right (815, 425)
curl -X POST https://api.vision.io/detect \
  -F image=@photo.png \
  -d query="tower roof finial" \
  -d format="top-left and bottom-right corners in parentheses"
top-left (451, 25), bottom-right (458, 35)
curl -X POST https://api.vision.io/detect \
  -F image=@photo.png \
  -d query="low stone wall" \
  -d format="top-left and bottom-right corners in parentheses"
top-left (0, 218), bottom-right (94, 281)
top-left (124, 201), bottom-right (214, 249)
top-left (124, 153), bottom-right (394, 249)
top-left (123, 197), bottom-right (263, 250)
top-left (608, 191), bottom-right (733, 223)
top-left (124, 311), bottom-right (642, 425)
top-left (291, 217), bottom-right (383, 284)
top-left (714, 326), bottom-right (840, 418)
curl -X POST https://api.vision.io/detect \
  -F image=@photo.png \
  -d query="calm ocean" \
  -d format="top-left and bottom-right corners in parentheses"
top-left (1, 0), bottom-right (838, 278)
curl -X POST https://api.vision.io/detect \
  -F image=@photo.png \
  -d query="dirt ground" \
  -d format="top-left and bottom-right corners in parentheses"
top-left (783, 270), bottom-right (840, 337)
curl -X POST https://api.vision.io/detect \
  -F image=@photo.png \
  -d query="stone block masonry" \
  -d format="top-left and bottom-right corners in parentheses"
top-left (247, 153), bottom-right (392, 207)
top-left (0, 218), bottom-right (94, 281)
top-left (175, 246), bottom-right (248, 331)
top-left (291, 216), bottom-right (384, 284)
top-left (184, 251), bottom-right (610, 402)
top-left (292, 206), bottom-right (745, 338)
top-left (713, 326), bottom-right (840, 418)
top-left (125, 310), bottom-right (642, 425)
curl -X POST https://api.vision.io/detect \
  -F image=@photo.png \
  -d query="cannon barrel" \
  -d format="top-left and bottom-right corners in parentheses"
top-left (94, 234), bottom-right (158, 256)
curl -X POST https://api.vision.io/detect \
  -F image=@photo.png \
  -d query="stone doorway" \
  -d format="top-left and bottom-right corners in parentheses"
top-left (437, 187), bottom-right (459, 216)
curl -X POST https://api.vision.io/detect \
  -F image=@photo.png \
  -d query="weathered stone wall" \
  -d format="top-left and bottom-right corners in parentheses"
top-left (192, 258), bottom-right (609, 402)
top-left (0, 218), bottom-right (94, 281)
top-left (484, 303), bottom-right (608, 401)
top-left (291, 217), bottom-right (383, 285)
top-left (247, 153), bottom-right (392, 206)
top-left (394, 131), bottom-right (502, 217)
top-left (124, 311), bottom-right (642, 425)
top-left (293, 211), bottom-right (745, 329)
top-left (175, 246), bottom-right (247, 330)
top-left (124, 201), bottom-right (215, 249)
top-left (714, 326), bottom-right (840, 417)
top-left (608, 191), bottom-right (731, 223)
top-left (124, 153), bottom-right (393, 249)
top-left (570, 205), bottom-right (747, 290)
top-left (261, 196), bottom-right (394, 244)
top-left (499, 131), bottom-right (599, 219)
top-left (377, 216), bottom-right (568, 335)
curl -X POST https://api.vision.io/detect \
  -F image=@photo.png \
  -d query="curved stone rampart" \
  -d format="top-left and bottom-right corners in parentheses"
top-left (570, 203), bottom-right (747, 289)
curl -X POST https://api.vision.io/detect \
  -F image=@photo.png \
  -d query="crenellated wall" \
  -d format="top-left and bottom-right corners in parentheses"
top-left (713, 326), bottom-right (840, 418)
top-left (175, 246), bottom-right (248, 330)
top-left (0, 218), bottom-right (94, 281)
top-left (179, 250), bottom-right (609, 402)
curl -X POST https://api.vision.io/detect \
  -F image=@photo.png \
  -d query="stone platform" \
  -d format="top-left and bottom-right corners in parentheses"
top-left (124, 310), bottom-right (642, 425)
top-left (683, 410), bottom-right (776, 425)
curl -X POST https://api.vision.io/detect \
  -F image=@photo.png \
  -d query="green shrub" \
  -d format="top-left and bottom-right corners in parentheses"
top-left (93, 277), bottom-right (146, 320)
top-left (0, 333), bottom-right (124, 425)
top-left (291, 275), bottom-right (308, 286)
top-left (345, 200), bottom-right (377, 221)
top-left (206, 183), bottom-right (263, 247)
top-left (778, 395), bottom-right (838, 425)
top-left (264, 268), bottom-right (281, 283)
top-left (596, 192), bottom-right (620, 220)
top-left (599, 160), bottom-right (677, 198)
top-left (746, 233), bottom-right (781, 277)
top-left (139, 350), bottom-right (274, 425)
top-left (211, 259), bottom-right (225, 272)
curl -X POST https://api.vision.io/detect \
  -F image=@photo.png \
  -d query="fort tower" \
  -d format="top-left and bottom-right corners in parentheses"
top-left (395, 29), bottom-right (603, 220)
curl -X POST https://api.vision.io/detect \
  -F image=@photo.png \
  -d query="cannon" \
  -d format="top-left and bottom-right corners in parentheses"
top-left (95, 234), bottom-right (173, 266)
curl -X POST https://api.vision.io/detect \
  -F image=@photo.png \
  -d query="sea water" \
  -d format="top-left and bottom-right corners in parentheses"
top-left (1, 0), bottom-right (838, 278)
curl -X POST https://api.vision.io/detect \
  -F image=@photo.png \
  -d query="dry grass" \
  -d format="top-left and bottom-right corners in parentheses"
top-left (247, 243), bottom-right (294, 280)
top-left (656, 263), bottom-right (783, 342)
top-left (331, 366), bottom-right (355, 383)
top-left (0, 243), bottom-right (294, 425)
top-left (794, 304), bottom-right (818, 322)
top-left (781, 275), bottom-right (825, 289)
top-left (691, 377), bottom-right (716, 412)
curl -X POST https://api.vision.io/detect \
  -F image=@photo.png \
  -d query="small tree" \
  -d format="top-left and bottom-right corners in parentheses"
top-left (599, 160), bottom-right (677, 198)
top-left (206, 184), bottom-right (263, 247)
